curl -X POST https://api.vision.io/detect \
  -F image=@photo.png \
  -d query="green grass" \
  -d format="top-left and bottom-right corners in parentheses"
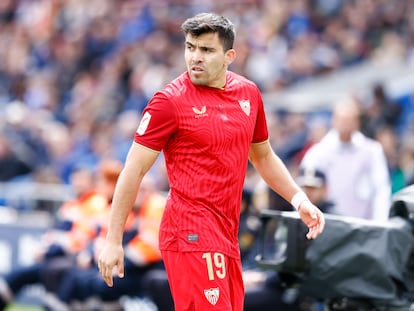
top-left (5, 304), bottom-right (44, 311)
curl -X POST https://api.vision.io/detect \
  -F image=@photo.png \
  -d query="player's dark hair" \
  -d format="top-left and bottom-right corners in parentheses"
top-left (181, 13), bottom-right (235, 51)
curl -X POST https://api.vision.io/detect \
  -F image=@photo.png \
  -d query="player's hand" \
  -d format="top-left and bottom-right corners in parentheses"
top-left (97, 241), bottom-right (125, 287)
top-left (298, 201), bottom-right (325, 240)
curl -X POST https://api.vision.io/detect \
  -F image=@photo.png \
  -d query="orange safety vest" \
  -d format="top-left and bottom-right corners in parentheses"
top-left (126, 192), bottom-right (166, 263)
top-left (94, 191), bottom-right (166, 264)
top-left (49, 190), bottom-right (110, 254)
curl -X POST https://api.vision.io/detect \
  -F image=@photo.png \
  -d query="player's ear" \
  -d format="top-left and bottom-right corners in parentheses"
top-left (224, 49), bottom-right (236, 66)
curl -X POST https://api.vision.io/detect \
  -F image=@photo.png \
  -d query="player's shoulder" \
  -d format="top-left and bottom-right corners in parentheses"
top-left (226, 71), bottom-right (259, 90)
top-left (158, 72), bottom-right (190, 100)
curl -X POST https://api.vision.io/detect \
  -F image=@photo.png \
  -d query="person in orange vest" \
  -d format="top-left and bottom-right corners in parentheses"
top-left (0, 160), bottom-right (121, 310)
top-left (43, 174), bottom-right (166, 311)
top-left (40, 159), bottom-right (123, 291)
top-left (41, 164), bottom-right (111, 259)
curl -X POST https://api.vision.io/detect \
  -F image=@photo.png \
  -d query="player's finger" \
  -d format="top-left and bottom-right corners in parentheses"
top-left (306, 223), bottom-right (318, 239)
top-left (99, 261), bottom-right (114, 287)
top-left (306, 226), bottom-right (317, 240)
top-left (117, 260), bottom-right (125, 278)
top-left (318, 212), bottom-right (325, 234)
top-left (307, 213), bottom-right (324, 239)
top-left (104, 269), bottom-right (114, 287)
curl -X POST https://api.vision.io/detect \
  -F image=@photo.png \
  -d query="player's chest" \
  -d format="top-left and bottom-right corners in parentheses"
top-left (176, 95), bottom-right (256, 147)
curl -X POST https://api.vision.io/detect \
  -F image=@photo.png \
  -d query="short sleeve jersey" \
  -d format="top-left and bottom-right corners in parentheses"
top-left (134, 71), bottom-right (268, 259)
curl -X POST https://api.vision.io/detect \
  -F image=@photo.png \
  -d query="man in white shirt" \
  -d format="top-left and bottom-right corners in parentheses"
top-left (301, 96), bottom-right (391, 221)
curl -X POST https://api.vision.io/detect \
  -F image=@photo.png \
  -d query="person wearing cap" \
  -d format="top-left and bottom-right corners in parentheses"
top-left (297, 167), bottom-right (335, 214)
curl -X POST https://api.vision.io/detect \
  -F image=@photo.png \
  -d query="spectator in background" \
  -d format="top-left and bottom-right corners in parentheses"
top-left (38, 159), bottom-right (123, 293)
top-left (301, 96), bottom-right (391, 221)
top-left (0, 101), bottom-right (49, 182)
top-left (44, 175), bottom-right (166, 311)
top-left (0, 0), bottom-right (413, 191)
top-left (296, 167), bottom-right (335, 214)
top-left (374, 126), bottom-right (406, 193)
top-left (0, 132), bottom-right (32, 181)
top-left (0, 162), bottom-right (112, 310)
top-left (238, 189), bottom-right (261, 269)
top-left (31, 164), bottom-right (109, 262)
top-left (398, 134), bottom-right (414, 187)
top-left (361, 83), bottom-right (402, 139)
top-left (275, 111), bottom-right (308, 166)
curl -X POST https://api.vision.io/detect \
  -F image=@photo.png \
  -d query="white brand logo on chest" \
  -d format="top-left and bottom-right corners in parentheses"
top-left (192, 106), bottom-right (208, 118)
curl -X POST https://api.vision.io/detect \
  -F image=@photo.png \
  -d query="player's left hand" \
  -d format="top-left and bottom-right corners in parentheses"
top-left (298, 201), bottom-right (325, 239)
top-left (98, 241), bottom-right (125, 287)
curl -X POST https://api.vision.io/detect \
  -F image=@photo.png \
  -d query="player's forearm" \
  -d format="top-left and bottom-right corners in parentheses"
top-left (259, 154), bottom-right (300, 201)
top-left (106, 171), bottom-right (140, 244)
top-left (249, 142), bottom-right (301, 203)
top-left (106, 143), bottom-right (159, 244)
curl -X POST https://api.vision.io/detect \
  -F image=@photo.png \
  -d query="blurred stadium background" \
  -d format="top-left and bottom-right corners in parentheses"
top-left (0, 0), bottom-right (413, 309)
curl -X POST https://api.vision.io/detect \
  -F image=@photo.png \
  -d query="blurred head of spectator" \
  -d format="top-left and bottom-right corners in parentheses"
top-left (361, 83), bottom-right (402, 139)
top-left (0, 131), bottom-right (32, 181)
top-left (67, 165), bottom-right (96, 201)
top-left (332, 96), bottom-right (362, 143)
top-left (96, 158), bottom-right (123, 203)
top-left (297, 167), bottom-right (334, 213)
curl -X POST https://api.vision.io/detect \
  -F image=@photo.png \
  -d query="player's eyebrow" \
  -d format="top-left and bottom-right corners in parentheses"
top-left (185, 41), bottom-right (215, 52)
top-left (185, 41), bottom-right (195, 47)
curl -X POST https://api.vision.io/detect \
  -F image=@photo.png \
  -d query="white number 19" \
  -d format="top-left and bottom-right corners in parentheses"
top-left (202, 252), bottom-right (226, 281)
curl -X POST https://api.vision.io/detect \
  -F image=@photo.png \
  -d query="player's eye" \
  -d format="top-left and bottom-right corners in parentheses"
top-left (185, 44), bottom-right (195, 51)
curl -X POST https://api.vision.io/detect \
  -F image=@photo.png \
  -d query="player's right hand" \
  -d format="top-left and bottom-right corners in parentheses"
top-left (298, 201), bottom-right (325, 240)
top-left (98, 241), bottom-right (125, 287)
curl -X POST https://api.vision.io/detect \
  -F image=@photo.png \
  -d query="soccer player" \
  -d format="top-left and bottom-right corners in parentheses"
top-left (98, 12), bottom-right (325, 311)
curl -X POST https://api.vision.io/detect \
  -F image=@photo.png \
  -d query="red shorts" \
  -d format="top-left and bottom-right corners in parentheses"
top-left (161, 250), bottom-right (244, 311)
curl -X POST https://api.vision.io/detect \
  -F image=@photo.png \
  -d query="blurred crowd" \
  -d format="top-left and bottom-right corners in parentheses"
top-left (0, 0), bottom-right (413, 200)
top-left (0, 1), bottom-right (414, 309)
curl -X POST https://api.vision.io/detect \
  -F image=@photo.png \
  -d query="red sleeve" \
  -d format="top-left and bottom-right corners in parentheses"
top-left (134, 91), bottom-right (177, 151)
top-left (252, 92), bottom-right (269, 143)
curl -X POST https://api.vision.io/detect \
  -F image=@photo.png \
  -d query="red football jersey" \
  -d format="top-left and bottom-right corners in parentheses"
top-left (134, 71), bottom-right (268, 259)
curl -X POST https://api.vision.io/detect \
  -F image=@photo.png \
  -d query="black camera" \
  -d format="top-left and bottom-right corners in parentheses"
top-left (255, 187), bottom-right (414, 310)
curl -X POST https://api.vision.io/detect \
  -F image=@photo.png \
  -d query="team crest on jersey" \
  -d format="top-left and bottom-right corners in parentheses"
top-left (239, 100), bottom-right (250, 116)
top-left (137, 111), bottom-right (151, 135)
top-left (204, 287), bottom-right (219, 306)
top-left (192, 106), bottom-right (208, 118)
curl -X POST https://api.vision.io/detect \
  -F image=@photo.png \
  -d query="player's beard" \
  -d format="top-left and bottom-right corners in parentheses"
top-left (188, 65), bottom-right (226, 88)
top-left (188, 66), bottom-right (209, 86)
